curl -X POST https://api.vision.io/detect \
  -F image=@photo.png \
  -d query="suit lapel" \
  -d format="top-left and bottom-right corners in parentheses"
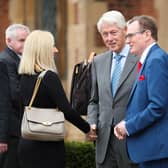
top-left (102, 51), bottom-right (113, 98)
top-left (127, 44), bottom-right (159, 103)
top-left (116, 53), bottom-right (139, 93)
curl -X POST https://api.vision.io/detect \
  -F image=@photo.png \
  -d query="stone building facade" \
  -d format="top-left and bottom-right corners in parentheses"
top-left (0, 0), bottom-right (168, 141)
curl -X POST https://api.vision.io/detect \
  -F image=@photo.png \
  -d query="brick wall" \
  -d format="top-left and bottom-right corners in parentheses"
top-left (108, 0), bottom-right (157, 21)
top-left (0, 0), bottom-right (10, 51)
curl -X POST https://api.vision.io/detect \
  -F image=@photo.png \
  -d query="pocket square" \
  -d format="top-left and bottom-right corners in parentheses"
top-left (139, 75), bottom-right (145, 81)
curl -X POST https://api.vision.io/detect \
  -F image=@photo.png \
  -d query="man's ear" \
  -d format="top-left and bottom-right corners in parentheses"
top-left (6, 37), bottom-right (11, 44)
top-left (144, 29), bottom-right (152, 41)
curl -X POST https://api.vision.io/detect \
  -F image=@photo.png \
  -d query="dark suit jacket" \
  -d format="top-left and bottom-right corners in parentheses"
top-left (0, 47), bottom-right (22, 140)
top-left (0, 62), bottom-right (11, 142)
top-left (126, 44), bottom-right (168, 163)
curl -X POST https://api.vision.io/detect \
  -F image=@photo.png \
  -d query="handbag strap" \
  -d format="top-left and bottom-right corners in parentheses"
top-left (28, 70), bottom-right (48, 108)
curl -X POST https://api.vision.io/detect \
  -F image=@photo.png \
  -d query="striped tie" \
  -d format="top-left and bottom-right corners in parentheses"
top-left (112, 55), bottom-right (123, 96)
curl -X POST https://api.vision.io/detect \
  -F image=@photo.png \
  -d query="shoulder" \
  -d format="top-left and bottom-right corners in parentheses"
top-left (127, 53), bottom-right (140, 63)
top-left (93, 50), bottom-right (111, 62)
top-left (0, 47), bottom-right (11, 58)
top-left (150, 44), bottom-right (167, 56)
top-left (146, 45), bottom-right (168, 70)
top-left (149, 44), bottom-right (168, 62)
top-left (0, 61), bottom-right (8, 74)
top-left (0, 51), bottom-right (8, 62)
top-left (44, 70), bottom-right (59, 78)
top-left (43, 70), bottom-right (60, 84)
top-left (41, 70), bottom-right (64, 93)
top-left (0, 47), bottom-right (19, 63)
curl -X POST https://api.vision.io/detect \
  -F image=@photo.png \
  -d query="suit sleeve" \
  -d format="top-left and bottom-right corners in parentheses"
top-left (0, 61), bottom-right (11, 142)
top-left (43, 71), bottom-right (90, 134)
top-left (87, 59), bottom-right (99, 125)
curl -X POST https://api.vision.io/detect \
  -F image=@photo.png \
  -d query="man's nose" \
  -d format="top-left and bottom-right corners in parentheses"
top-left (125, 37), bottom-right (130, 44)
top-left (107, 33), bottom-right (114, 40)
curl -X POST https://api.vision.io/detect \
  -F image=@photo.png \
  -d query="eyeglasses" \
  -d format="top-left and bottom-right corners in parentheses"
top-left (125, 30), bottom-right (146, 39)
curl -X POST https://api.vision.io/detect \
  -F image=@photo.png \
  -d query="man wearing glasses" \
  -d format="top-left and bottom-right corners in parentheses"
top-left (115, 15), bottom-right (168, 168)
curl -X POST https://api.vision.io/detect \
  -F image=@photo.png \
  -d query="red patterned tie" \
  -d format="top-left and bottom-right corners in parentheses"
top-left (137, 61), bottom-right (142, 72)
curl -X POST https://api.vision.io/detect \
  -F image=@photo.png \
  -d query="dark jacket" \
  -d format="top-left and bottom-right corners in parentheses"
top-left (70, 61), bottom-right (92, 115)
top-left (0, 61), bottom-right (11, 142)
top-left (18, 70), bottom-right (90, 168)
top-left (0, 47), bottom-right (22, 142)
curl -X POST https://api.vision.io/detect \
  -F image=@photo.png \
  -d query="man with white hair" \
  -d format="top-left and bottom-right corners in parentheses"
top-left (87, 10), bottom-right (139, 168)
top-left (0, 24), bottom-right (30, 168)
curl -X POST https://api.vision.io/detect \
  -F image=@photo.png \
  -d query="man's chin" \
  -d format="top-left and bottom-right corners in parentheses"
top-left (109, 47), bottom-right (119, 52)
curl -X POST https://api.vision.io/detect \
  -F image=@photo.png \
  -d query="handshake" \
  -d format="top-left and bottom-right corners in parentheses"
top-left (114, 120), bottom-right (127, 140)
top-left (87, 120), bottom-right (128, 141)
top-left (87, 124), bottom-right (98, 141)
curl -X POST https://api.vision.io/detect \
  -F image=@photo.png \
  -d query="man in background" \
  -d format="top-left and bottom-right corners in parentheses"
top-left (87, 10), bottom-right (139, 168)
top-left (0, 24), bottom-right (30, 168)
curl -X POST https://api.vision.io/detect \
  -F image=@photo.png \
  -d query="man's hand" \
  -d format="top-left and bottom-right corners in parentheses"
top-left (0, 143), bottom-right (8, 153)
top-left (114, 121), bottom-right (127, 140)
top-left (87, 124), bottom-right (98, 141)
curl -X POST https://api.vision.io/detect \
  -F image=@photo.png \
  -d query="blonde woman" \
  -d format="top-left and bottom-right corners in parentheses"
top-left (18, 30), bottom-right (92, 168)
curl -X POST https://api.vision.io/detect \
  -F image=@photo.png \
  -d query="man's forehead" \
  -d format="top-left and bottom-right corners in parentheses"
top-left (101, 23), bottom-right (121, 31)
top-left (127, 21), bottom-right (139, 31)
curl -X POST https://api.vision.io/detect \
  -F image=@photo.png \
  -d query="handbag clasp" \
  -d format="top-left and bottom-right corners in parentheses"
top-left (42, 121), bottom-right (52, 126)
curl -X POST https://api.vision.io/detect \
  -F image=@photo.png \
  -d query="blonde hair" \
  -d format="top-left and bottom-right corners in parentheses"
top-left (19, 30), bottom-right (57, 75)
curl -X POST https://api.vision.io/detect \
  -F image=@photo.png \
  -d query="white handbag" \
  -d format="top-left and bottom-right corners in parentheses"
top-left (21, 71), bottom-right (65, 141)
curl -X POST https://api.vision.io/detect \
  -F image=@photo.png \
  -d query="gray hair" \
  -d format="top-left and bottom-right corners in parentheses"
top-left (97, 10), bottom-right (126, 33)
top-left (5, 24), bottom-right (30, 39)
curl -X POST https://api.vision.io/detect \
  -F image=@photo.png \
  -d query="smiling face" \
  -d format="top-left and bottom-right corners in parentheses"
top-left (100, 23), bottom-right (126, 53)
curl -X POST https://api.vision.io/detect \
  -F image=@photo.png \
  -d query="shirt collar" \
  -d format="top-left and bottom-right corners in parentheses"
top-left (140, 42), bottom-right (156, 64)
top-left (7, 45), bottom-right (21, 59)
top-left (113, 44), bottom-right (130, 58)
